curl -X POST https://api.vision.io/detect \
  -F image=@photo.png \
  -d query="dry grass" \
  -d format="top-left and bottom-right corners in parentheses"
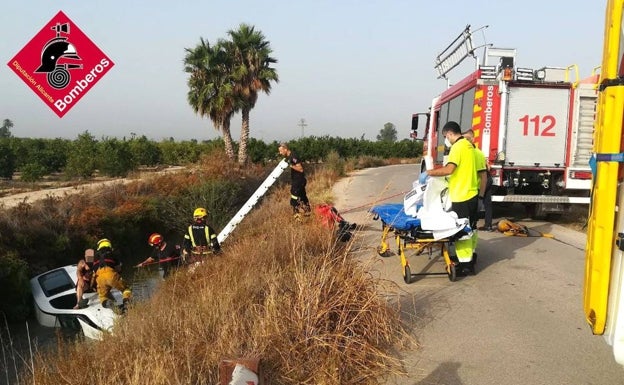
top-left (20, 165), bottom-right (412, 385)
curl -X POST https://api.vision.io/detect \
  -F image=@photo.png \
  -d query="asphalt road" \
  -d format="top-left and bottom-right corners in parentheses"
top-left (332, 164), bottom-right (623, 385)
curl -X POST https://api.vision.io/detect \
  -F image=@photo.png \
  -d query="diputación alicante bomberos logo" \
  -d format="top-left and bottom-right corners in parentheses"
top-left (7, 11), bottom-right (115, 118)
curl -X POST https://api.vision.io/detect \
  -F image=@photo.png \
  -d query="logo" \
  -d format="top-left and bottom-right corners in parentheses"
top-left (7, 11), bottom-right (114, 117)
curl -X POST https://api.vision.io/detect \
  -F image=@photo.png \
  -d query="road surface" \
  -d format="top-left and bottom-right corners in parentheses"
top-left (332, 164), bottom-right (623, 385)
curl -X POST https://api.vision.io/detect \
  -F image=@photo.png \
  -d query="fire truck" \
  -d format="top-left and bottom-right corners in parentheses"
top-left (411, 28), bottom-right (598, 217)
top-left (584, 0), bottom-right (624, 367)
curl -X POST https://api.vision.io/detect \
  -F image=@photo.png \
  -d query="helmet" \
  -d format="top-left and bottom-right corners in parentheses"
top-left (97, 238), bottom-right (112, 251)
top-left (148, 233), bottom-right (163, 247)
top-left (497, 219), bottom-right (513, 233)
top-left (193, 207), bottom-right (208, 219)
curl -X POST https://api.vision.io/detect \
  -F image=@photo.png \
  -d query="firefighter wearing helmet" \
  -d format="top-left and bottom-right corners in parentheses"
top-left (182, 207), bottom-right (221, 263)
top-left (93, 238), bottom-right (132, 308)
top-left (136, 233), bottom-right (182, 278)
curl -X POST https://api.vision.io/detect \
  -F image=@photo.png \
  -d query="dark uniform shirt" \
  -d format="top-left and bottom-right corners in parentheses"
top-left (286, 151), bottom-right (306, 184)
top-left (151, 241), bottom-right (181, 263)
top-left (183, 223), bottom-right (221, 253)
top-left (93, 248), bottom-right (121, 271)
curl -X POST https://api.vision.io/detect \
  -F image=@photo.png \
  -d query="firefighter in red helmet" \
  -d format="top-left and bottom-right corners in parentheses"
top-left (137, 233), bottom-right (182, 278)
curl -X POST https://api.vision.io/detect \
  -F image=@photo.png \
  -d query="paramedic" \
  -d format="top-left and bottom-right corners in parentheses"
top-left (182, 208), bottom-right (221, 263)
top-left (419, 121), bottom-right (484, 229)
top-left (137, 233), bottom-right (182, 278)
top-left (93, 238), bottom-right (132, 308)
top-left (462, 129), bottom-right (493, 231)
top-left (278, 142), bottom-right (311, 216)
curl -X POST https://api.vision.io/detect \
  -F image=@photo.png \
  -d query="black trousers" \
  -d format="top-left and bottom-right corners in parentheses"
top-left (290, 179), bottom-right (310, 212)
top-left (452, 195), bottom-right (479, 230)
top-left (483, 177), bottom-right (493, 228)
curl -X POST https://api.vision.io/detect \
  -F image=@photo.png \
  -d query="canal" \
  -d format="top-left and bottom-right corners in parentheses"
top-left (1, 265), bottom-right (164, 385)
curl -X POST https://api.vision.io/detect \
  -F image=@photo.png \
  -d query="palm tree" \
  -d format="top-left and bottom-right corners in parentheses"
top-left (226, 24), bottom-right (279, 164)
top-left (184, 38), bottom-right (237, 160)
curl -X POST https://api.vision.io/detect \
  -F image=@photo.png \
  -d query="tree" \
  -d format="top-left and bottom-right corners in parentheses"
top-left (65, 131), bottom-right (98, 178)
top-left (128, 135), bottom-right (162, 166)
top-left (184, 38), bottom-right (237, 161)
top-left (225, 24), bottom-right (279, 164)
top-left (98, 137), bottom-right (135, 177)
top-left (0, 119), bottom-right (14, 138)
top-left (0, 139), bottom-right (16, 179)
top-left (377, 122), bottom-right (398, 142)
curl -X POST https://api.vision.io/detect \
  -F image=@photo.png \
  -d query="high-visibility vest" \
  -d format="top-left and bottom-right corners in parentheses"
top-left (187, 225), bottom-right (215, 248)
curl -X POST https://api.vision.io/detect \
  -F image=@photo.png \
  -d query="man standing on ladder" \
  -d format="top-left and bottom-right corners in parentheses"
top-left (278, 142), bottom-right (311, 218)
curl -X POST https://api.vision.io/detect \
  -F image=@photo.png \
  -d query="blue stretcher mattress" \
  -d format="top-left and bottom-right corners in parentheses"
top-left (370, 203), bottom-right (421, 231)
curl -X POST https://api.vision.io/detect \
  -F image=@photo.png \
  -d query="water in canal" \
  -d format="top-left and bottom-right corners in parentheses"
top-left (0, 265), bottom-right (164, 385)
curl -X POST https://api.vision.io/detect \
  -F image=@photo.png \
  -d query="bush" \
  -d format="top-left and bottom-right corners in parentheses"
top-left (0, 252), bottom-right (31, 321)
top-left (0, 139), bottom-right (16, 179)
top-left (324, 150), bottom-right (346, 177)
top-left (19, 162), bottom-right (46, 182)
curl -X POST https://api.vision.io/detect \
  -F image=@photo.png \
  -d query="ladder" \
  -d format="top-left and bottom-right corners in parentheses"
top-left (217, 159), bottom-right (289, 244)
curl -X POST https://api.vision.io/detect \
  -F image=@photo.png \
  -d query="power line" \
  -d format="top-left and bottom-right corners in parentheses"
top-left (298, 118), bottom-right (307, 138)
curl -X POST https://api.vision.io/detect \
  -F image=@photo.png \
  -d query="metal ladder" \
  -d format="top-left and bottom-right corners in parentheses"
top-left (217, 159), bottom-right (289, 244)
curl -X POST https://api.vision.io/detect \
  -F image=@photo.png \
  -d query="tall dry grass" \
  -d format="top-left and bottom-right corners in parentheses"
top-left (20, 164), bottom-right (413, 385)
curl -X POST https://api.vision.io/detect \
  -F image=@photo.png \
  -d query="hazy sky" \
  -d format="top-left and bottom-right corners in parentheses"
top-left (1, 1), bottom-right (605, 142)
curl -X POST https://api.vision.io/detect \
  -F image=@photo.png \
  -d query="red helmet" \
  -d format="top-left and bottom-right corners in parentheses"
top-left (148, 233), bottom-right (163, 247)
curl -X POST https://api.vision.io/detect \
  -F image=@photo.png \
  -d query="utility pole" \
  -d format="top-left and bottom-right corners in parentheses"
top-left (298, 118), bottom-right (307, 138)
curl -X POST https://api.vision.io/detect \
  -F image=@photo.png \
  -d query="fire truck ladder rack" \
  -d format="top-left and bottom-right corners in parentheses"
top-left (217, 159), bottom-right (289, 244)
top-left (434, 24), bottom-right (490, 79)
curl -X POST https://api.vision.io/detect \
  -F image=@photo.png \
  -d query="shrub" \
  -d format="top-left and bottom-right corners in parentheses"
top-left (0, 252), bottom-right (31, 321)
top-left (19, 162), bottom-right (46, 182)
top-left (324, 150), bottom-right (346, 177)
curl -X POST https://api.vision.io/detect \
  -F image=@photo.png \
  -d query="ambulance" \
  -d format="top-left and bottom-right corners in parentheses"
top-left (584, 0), bottom-right (624, 367)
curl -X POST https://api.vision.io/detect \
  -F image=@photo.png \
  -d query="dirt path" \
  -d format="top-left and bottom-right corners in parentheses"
top-left (0, 167), bottom-right (185, 210)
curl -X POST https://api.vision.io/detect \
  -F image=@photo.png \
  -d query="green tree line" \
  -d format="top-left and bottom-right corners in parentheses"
top-left (0, 132), bottom-right (422, 181)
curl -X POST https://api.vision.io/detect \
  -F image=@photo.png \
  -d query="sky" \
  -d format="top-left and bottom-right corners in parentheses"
top-left (0, 1), bottom-right (606, 143)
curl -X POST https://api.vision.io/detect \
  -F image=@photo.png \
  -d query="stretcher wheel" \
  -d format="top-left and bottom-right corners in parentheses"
top-left (447, 264), bottom-right (457, 282)
top-left (403, 265), bottom-right (412, 284)
top-left (469, 253), bottom-right (477, 275)
top-left (376, 245), bottom-right (392, 258)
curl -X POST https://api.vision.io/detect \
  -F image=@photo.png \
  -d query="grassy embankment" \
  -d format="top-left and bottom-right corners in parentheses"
top-left (17, 154), bottom-right (416, 385)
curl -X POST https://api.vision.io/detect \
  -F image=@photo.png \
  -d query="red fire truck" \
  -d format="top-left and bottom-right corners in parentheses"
top-left (412, 40), bottom-right (598, 216)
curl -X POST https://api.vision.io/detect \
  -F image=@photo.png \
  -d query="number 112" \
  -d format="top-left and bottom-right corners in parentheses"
top-left (519, 115), bottom-right (556, 136)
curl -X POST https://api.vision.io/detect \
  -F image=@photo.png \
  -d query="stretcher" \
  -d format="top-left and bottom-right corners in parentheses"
top-left (370, 203), bottom-right (475, 283)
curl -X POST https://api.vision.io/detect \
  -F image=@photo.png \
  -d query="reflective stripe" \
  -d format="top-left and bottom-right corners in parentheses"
top-left (191, 246), bottom-right (210, 255)
top-left (188, 225), bottom-right (213, 247)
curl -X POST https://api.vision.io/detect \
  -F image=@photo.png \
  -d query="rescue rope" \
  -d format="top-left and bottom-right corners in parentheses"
top-left (497, 219), bottom-right (554, 238)
top-left (340, 189), bottom-right (411, 215)
top-left (135, 256), bottom-right (181, 268)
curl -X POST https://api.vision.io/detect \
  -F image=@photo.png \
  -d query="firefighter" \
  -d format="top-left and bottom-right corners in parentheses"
top-left (182, 208), bottom-right (221, 263)
top-left (278, 142), bottom-right (311, 217)
top-left (137, 233), bottom-right (182, 278)
top-left (93, 238), bottom-right (132, 309)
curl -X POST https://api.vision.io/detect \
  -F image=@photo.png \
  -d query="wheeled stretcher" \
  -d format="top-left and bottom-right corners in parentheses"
top-left (370, 203), bottom-right (475, 283)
